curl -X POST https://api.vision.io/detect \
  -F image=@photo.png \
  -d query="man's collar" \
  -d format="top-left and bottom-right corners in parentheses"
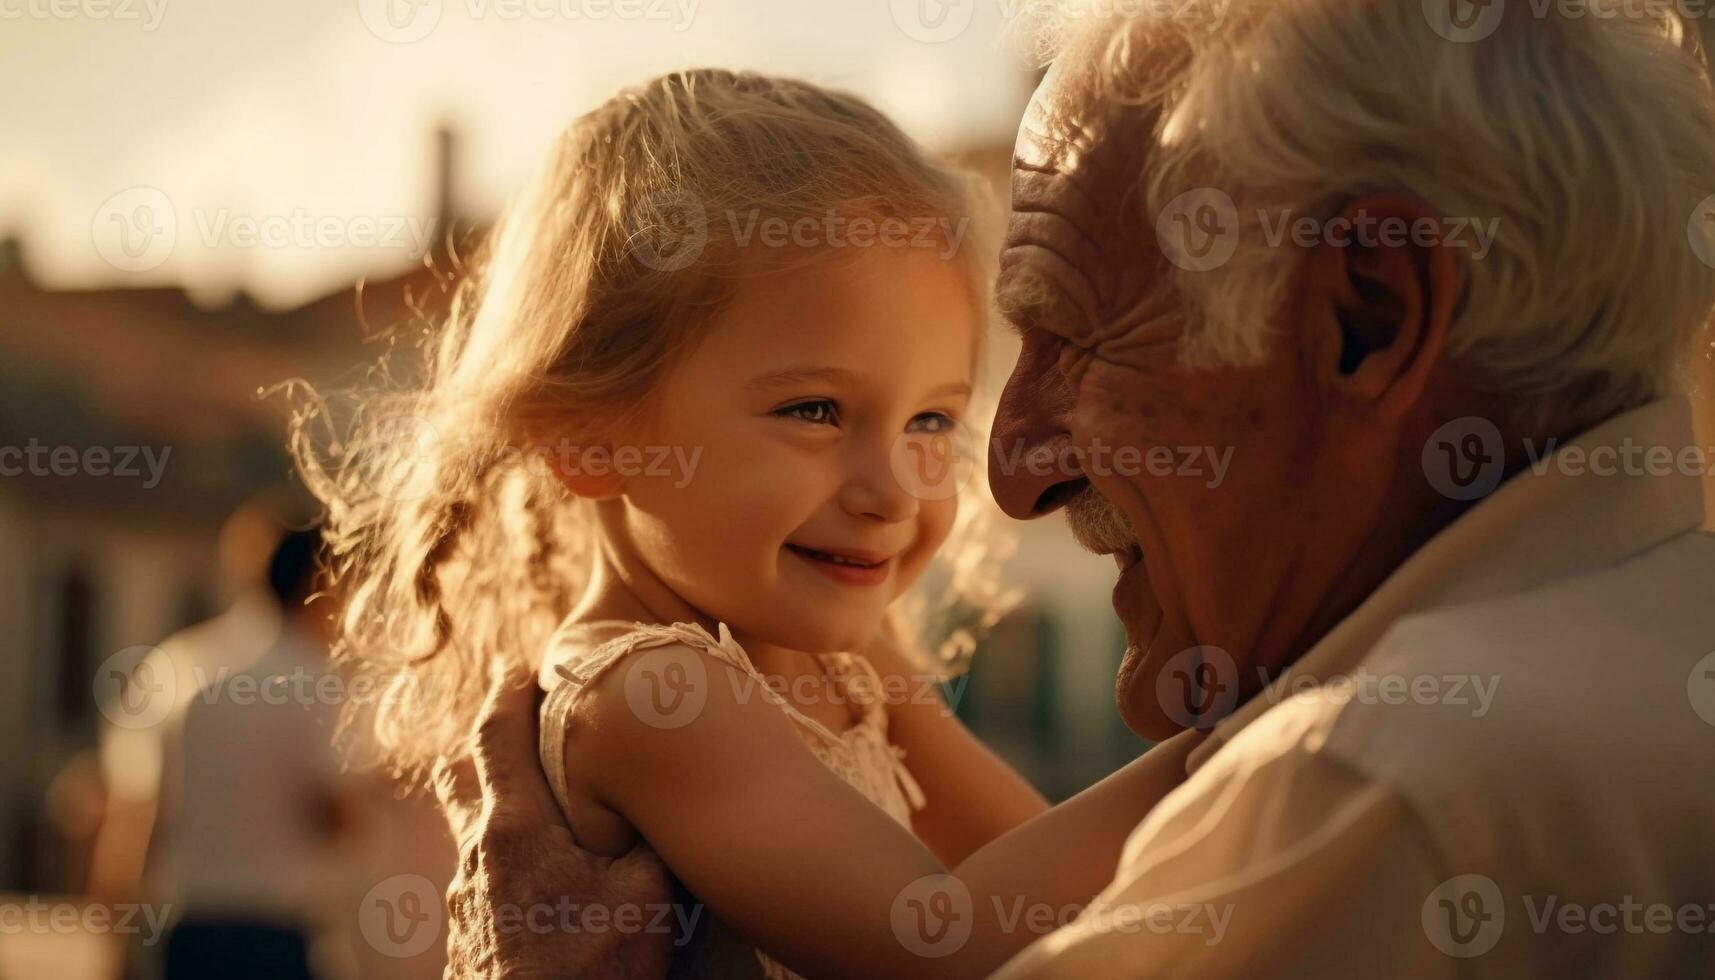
top-left (1185, 396), bottom-right (1708, 776)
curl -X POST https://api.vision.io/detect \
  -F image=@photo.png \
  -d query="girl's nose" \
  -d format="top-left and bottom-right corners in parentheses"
top-left (839, 443), bottom-right (921, 524)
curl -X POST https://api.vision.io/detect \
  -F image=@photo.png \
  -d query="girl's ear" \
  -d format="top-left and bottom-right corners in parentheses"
top-left (552, 441), bottom-right (628, 500)
top-left (521, 417), bottom-right (628, 501)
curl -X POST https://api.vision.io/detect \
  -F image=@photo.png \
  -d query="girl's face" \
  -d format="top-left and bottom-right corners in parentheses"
top-left (609, 246), bottom-right (979, 653)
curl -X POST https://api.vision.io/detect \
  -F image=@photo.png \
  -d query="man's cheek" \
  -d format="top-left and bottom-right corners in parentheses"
top-left (1071, 352), bottom-right (1161, 415)
top-left (1069, 384), bottom-right (1162, 465)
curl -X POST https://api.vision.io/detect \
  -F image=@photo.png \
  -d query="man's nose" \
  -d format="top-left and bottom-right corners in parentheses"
top-left (988, 342), bottom-right (1086, 520)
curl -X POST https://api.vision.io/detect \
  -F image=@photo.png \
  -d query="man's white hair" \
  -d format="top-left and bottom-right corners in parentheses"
top-left (1026, 0), bottom-right (1715, 431)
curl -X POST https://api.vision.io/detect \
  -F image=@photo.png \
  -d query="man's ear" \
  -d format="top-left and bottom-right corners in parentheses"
top-left (1298, 194), bottom-right (1462, 420)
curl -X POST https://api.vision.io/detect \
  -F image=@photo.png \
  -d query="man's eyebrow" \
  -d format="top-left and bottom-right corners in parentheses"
top-left (743, 365), bottom-right (864, 390)
top-left (993, 279), bottom-right (1043, 336)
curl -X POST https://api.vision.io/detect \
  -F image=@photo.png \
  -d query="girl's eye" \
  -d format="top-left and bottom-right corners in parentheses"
top-left (776, 399), bottom-right (840, 426)
top-left (908, 412), bottom-right (956, 435)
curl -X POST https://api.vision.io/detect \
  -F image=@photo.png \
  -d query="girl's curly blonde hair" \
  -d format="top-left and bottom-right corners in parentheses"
top-left (287, 69), bottom-right (1017, 785)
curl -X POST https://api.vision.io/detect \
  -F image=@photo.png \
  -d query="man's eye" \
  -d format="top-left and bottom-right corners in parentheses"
top-left (907, 412), bottom-right (956, 435)
top-left (775, 399), bottom-right (840, 426)
top-left (1056, 340), bottom-right (1089, 380)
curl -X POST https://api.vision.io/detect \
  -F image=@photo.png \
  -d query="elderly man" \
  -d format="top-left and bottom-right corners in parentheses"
top-left (435, 2), bottom-right (1715, 976)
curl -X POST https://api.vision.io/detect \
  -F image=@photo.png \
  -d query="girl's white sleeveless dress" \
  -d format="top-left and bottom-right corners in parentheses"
top-left (537, 619), bottom-right (928, 980)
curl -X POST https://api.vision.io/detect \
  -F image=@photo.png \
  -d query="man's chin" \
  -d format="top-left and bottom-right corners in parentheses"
top-left (1111, 556), bottom-right (1182, 739)
top-left (1116, 647), bottom-right (1186, 740)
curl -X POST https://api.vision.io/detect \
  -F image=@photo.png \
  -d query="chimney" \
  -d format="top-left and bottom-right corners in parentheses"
top-left (430, 124), bottom-right (458, 258)
top-left (0, 236), bottom-right (24, 282)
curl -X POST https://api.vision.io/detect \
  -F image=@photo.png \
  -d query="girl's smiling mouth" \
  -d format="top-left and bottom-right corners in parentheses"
top-left (784, 543), bottom-right (893, 587)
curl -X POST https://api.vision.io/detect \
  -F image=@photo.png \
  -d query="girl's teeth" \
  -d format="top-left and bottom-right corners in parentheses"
top-left (805, 548), bottom-right (874, 567)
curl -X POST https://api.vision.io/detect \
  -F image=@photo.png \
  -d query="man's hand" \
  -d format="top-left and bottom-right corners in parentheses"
top-left (433, 663), bottom-right (674, 980)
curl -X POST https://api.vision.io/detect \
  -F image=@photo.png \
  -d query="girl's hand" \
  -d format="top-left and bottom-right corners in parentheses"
top-left (433, 664), bottom-right (674, 980)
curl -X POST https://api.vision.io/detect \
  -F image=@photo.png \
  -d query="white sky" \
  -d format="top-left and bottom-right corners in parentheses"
top-left (1, 0), bottom-right (1040, 307)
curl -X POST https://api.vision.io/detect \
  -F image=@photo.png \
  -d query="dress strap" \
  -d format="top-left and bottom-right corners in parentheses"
top-left (539, 619), bottom-right (838, 820)
top-left (543, 619), bottom-right (761, 694)
top-left (889, 743), bottom-right (929, 812)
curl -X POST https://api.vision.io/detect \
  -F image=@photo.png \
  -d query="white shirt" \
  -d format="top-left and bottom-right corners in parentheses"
top-left (994, 397), bottom-right (1715, 978)
top-left (103, 595), bottom-right (345, 926)
top-left (157, 619), bottom-right (344, 924)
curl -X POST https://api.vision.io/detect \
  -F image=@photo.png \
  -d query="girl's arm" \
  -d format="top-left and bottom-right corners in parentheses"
top-left (565, 643), bottom-right (1199, 980)
top-left (860, 634), bottom-right (1049, 866)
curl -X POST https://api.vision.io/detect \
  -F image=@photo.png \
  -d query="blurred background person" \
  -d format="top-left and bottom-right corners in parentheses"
top-left (89, 496), bottom-right (351, 980)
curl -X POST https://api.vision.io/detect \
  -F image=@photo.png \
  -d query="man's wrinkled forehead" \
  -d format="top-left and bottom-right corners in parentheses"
top-left (1016, 22), bottom-right (1162, 180)
top-left (1017, 59), bottom-right (1099, 176)
top-left (1002, 33), bottom-right (1172, 336)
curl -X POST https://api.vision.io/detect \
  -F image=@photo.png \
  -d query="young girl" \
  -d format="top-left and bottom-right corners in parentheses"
top-left (294, 70), bottom-right (1191, 980)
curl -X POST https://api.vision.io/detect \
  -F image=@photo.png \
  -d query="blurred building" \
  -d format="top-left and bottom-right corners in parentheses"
top-left (0, 130), bottom-right (467, 979)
